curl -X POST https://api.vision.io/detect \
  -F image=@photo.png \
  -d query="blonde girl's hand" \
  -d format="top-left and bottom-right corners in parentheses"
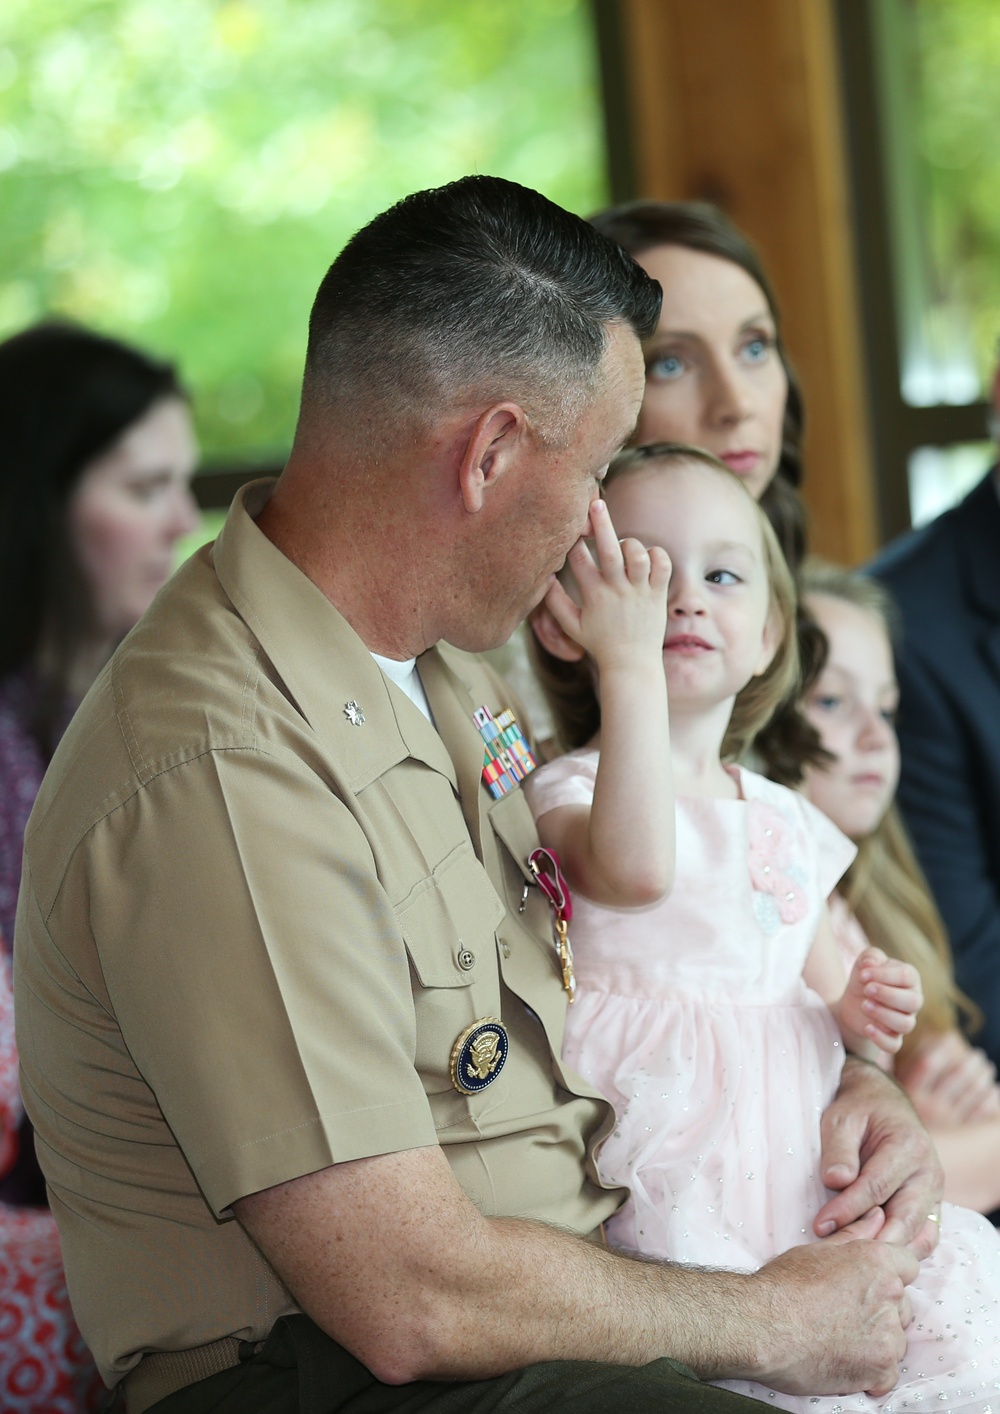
top-left (543, 498), bottom-right (671, 671)
top-left (843, 948), bottom-right (923, 1055)
top-left (897, 1029), bottom-right (1000, 1127)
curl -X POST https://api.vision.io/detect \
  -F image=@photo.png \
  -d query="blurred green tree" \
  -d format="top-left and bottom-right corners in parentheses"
top-left (0, 0), bottom-right (606, 465)
top-left (911, 0), bottom-right (1000, 387)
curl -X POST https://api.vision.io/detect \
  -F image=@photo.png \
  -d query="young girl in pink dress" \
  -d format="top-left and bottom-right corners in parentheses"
top-left (525, 444), bottom-right (1000, 1411)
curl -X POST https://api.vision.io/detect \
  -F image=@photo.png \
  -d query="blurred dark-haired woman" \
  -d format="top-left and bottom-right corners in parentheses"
top-left (0, 320), bottom-right (198, 1411)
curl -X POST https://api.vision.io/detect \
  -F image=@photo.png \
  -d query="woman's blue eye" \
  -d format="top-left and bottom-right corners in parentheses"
top-left (743, 335), bottom-right (773, 363)
top-left (647, 352), bottom-right (684, 381)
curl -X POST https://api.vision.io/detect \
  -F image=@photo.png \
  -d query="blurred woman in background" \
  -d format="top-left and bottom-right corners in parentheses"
top-left (0, 320), bottom-right (198, 1411)
top-left (0, 321), bottom-right (199, 959)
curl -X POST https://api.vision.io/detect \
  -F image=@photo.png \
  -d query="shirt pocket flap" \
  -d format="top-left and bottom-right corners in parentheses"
top-left (488, 790), bottom-right (541, 885)
top-left (396, 845), bottom-right (505, 988)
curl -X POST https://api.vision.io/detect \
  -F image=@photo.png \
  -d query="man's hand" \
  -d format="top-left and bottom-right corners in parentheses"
top-left (813, 1056), bottom-right (944, 1259)
top-left (743, 1223), bottom-right (917, 1397)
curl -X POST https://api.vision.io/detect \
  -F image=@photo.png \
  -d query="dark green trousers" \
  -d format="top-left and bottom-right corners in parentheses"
top-left (144, 1315), bottom-right (763, 1412)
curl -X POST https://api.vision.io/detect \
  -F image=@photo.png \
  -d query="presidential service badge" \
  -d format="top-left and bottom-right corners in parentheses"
top-left (450, 1018), bottom-right (510, 1095)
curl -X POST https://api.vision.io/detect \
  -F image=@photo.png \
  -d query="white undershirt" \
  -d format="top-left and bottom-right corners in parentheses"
top-left (371, 652), bottom-right (433, 723)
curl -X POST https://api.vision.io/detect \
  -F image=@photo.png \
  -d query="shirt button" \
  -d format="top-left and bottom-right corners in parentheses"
top-left (499, 939), bottom-right (511, 958)
top-left (457, 947), bottom-right (476, 971)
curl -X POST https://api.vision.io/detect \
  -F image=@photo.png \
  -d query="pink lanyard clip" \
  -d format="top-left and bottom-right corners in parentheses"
top-left (528, 847), bottom-right (576, 1001)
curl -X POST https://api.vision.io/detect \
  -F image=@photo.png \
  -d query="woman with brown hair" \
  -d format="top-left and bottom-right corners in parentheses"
top-left (589, 200), bottom-right (821, 784)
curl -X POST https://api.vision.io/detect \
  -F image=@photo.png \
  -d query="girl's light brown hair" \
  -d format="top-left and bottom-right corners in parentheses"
top-left (530, 442), bottom-right (800, 760)
top-left (802, 559), bottom-right (980, 1053)
top-left (591, 200), bottom-right (831, 788)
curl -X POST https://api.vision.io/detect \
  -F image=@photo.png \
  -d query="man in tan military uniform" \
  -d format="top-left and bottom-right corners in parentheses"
top-left (16, 178), bottom-right (935, 1412)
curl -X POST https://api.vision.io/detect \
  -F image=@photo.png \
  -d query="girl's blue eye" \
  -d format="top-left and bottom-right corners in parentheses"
top-left (647, 352), bottom-right (684, 381)
top-left (881, 706), bottom-right (898, 726)
top-left (812, 694), bottom-right (842, 712)
top-left (706, 569), bottom-right (739, 586)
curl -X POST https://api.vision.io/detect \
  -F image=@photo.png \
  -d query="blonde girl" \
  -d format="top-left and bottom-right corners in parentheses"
top-left (801, 560), bottom-right (1000, 1214)
top-left (525, 443), bottom-right (1000, 1411)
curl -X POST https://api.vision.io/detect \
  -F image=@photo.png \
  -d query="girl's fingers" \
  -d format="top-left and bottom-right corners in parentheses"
top-left (648, 545), bottom-right (672, 588)
top-left (862, 999), bottom-right (918, 1036)
top-left (588, 497), bottom-right (627, 576)
top-left (543, 576), bottom-right (583, 636)
top-left (858, 958), bottom-right (918, 989)
top-left (620, 537), bottom-right (651, 585)
top-left (867, 1025), bottom-right (904, 1054)
top-left (862, 982), bottom-right (922, 1015)
top-left (564, 533), bottom-right (601, 588)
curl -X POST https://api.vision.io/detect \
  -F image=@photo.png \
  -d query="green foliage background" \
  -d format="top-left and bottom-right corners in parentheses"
top-left (912, 0), bottom-right (1000, 384)
top-left (0, 0), bottom-right (606, 466)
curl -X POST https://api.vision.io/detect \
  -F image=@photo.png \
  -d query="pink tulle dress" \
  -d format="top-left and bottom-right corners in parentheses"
top-left (525, 750), bottom-right (1000, 1412)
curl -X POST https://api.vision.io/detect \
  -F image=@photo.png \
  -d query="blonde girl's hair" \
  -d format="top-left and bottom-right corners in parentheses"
top-left (529, 442), bottom-right (801, 757)
top-left (801, 559), bottom-right (980, 1051)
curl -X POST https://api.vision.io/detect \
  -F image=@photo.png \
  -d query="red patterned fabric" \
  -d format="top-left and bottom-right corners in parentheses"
top-left (0, 956), bottom-right (105, 1412)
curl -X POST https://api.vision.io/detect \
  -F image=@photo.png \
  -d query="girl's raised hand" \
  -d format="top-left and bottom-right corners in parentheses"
top-left (843, 947), bottom-right (923, 1055)
top-left (543, 498), bottom-right (671, 670)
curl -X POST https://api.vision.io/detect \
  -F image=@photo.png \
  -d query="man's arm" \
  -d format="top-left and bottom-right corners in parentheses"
top-left (236, 1140), bottom-right (916, 1396)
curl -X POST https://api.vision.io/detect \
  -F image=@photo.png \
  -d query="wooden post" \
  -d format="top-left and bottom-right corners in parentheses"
top-left (606, 0), bottom-right (877, 563)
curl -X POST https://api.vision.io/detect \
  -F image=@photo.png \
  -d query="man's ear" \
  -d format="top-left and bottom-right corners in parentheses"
top-left (530, 602), bottom-right (586, 664)
top-left (458, 403), bottom-right (525, 514)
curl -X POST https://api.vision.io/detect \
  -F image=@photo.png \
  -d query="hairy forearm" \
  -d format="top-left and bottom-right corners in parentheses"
top-left (237, 1153), bottom-right (769, 1386)
top-left (239, 1144), bottom-right (915, 1393)
top-left (366, 1215), bottom-right (768, 1383)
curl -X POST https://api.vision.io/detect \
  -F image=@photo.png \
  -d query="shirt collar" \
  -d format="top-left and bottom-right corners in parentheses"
top-left (212, 480), bottom-right (458, 793)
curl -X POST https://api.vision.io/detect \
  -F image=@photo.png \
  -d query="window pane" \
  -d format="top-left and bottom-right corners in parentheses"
top-left (0, 1), bottom-right (605, 465)
top-left (907, 442), bottom-right (992, 526)
top-left (876, 0), bottom-right (1000, 406)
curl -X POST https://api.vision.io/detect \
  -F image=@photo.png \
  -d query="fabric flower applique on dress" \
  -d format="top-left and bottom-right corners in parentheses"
top-left (747, 799), bottom-right (809, 934)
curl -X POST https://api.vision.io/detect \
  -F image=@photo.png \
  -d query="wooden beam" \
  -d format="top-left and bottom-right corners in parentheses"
top-left (609, 0), bottom-right (878, 564)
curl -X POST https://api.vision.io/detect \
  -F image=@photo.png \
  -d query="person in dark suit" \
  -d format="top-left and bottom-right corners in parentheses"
top-left (871, 365), bottom-right (1000, 1070)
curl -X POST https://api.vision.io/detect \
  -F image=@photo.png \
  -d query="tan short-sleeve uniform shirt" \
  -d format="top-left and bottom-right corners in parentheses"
top-left (14, 482), bottom-right (620, 1386)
